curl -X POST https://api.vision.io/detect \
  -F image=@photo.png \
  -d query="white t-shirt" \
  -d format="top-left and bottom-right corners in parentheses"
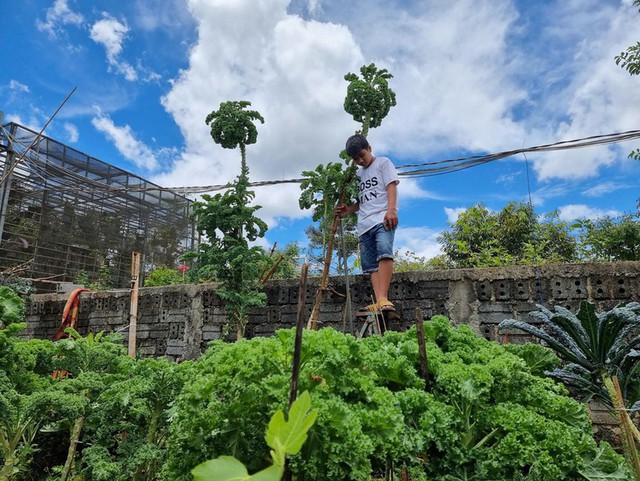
top-left (355, 156), bottom-right (399, 235)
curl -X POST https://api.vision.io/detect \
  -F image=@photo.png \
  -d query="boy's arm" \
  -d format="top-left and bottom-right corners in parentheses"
top-left (384, 182), bottom-right (398, 229)
top-left (336, 202), bottom-right (359, 217)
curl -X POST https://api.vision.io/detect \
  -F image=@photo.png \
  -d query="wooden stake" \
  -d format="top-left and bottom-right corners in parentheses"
top-left (289, 263), bottom-right (309, 406)
top-left (284, 264), bottom-right (309, 481)
top-left (415, 308), bottom-right (429, 390)
top-left (128, 251), bottom-right (141, 359)
top-left (307, 161), bottom-right (357, 329)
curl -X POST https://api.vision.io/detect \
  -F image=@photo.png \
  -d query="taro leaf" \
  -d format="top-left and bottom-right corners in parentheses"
top-left (191, 391), bottom-right (317, 481)
top-left (266, 390), bottom-right (318, 467)
top-left (191, 457), bottom-right (282, 481)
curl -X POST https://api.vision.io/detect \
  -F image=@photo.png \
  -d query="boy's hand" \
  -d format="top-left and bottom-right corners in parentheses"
top-left (383, 208), bottom-right (398, 230)
top-left (336, 203), bottom-right (354, 217)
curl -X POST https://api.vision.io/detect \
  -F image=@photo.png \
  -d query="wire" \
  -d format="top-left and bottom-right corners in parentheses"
top-left (3, 123), bottom-right (640, 194)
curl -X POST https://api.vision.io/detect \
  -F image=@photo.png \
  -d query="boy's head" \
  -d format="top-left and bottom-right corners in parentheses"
top-left (345, 134), bottom-right (370, 159)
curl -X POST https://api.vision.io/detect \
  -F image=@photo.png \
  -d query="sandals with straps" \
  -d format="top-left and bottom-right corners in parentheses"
top-left (357, 303), bottom-right (379, 313)
top-left (377, 300), bottom-right (396, 311)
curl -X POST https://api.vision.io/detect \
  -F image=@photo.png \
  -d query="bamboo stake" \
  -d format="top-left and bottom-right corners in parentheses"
top-left (603, 374), bottom-right (640, 479)
top-left (307, 161), bottom-right (356, 329)
top-left (128, 251), bottom-right (141, 359)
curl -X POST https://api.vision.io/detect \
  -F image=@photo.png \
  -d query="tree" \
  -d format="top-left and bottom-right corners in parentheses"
top-left (192, 101), bottom-right (268, 340)
top-left (258, 242), bottom-right (303, 281)
top-left (575, 212), bottom-right (640, 262)
top-left (438, 201), bottom-right (578, 268)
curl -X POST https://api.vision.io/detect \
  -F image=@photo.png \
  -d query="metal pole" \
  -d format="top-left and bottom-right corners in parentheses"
top-left (0, 86), bottom-right (77, 188)
top-left (0, 116), bottom-right (15, 244)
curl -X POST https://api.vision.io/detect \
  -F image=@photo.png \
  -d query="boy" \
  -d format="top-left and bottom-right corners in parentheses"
top-left (336, 134), bottom-right (399, 312)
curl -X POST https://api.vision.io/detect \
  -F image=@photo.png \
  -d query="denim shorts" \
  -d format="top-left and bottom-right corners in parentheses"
top-left (359, 223), bottom-right (395, 273)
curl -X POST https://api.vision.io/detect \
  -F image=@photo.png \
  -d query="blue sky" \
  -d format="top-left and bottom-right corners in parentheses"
top-left (2, 0), bottom-right (640, 265)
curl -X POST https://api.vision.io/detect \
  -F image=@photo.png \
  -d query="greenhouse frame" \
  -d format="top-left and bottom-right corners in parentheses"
top-left (0, 121), bottom-right (197, 292)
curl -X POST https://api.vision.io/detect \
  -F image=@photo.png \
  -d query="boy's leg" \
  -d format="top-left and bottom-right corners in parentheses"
top-left (371, 258), bottom-right (394, 305)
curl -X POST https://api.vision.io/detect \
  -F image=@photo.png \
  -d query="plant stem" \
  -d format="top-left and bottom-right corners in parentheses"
top-left (603, 374), bottom-right (640, 480)
top-left (60, 415), bottom-right (85, 481)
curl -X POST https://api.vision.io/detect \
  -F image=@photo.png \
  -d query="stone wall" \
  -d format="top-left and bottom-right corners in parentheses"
top-left (22, 261), bottom-right (640, 361)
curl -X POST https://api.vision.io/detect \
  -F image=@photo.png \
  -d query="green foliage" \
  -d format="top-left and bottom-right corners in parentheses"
top-left (193, 101), bottom-right (269, 338)
top-left (0, 325), bottom-right (192, 481)
top-left (144, 266), bottom-right (185, 287)
top-left (79, 357), bottom-right (191, 481)
top-left (299, 163), bottom-right (357, 223)
top-left (575, 213), bottom-right (640, 261)
top-left (0, 275), bottom-right (35, 297)
top-left (0, 286), bottom-right (25, 328)
top-left (75, 264), bottom-right (114, 290)
top-left (499, 301), bottom-right (640, 411)
top-left (616, 40), bottom-right (640, 76)
top-left (438, 202), bottom-right (578, 268)
top-left (502, 343), bottom-right (561, 377)
top-left (343, 63), bottom-right (397, 135)
top-left (191, 391), bottom-right (317, 481)
top-left (299, 162), bottom-right (359, 274)
top-left (298, 63), bottom-right (397, 277)
top-left (614, 1), bottom-right (640, 162)
top-left (394, 250), bottom-right (450, 272)
top-left (205, 100), bottom-right (264, 151)
top-left (259, 242), bottom-right (302, 280)
top-left (163, 319), bottom-right (625, 481)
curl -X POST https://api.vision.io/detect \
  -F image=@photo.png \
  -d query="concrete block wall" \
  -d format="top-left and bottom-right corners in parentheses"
top-left (22, 261), bottom-right (640, 361)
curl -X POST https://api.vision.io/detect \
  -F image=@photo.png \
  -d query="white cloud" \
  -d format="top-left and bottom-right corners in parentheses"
top-left (158, 0), bottom-right (362, 227)
top-left (91, 110), bottom-right (159, 170)
top-left (530, 1), bottom-right (640, 180)
top-left (444, 207), bottom-right (467, 224)
top-left (398, 178), bottom-right (446, 202)
top-left (8, 80), bottom-right (30, 93)
top-left (36, 0), bottom-right (84, 38)
top-left (395, 226), bottom-right (442, 260)
top-left (158, 0), bottom-right (534, 228)
top-left (582, 180), bottom-right (632, 197)
top-left (557, 204), bottom-right (622, 222)
top-left (90, 14), bottom-right (138, 81)
top-left (63, 122), bottom-right (79, 143)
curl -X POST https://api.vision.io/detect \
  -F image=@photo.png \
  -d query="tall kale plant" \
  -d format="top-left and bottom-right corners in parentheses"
top-left (192, 100), bottom-right (268, 339)
top-left (302, 63), bottom-right (397, 326)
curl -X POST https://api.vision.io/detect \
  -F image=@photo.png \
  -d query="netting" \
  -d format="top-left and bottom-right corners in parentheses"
top-left (0, 122), bottom-right (198, 292)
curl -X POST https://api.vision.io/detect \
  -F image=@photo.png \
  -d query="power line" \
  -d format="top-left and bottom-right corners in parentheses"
top-left (3, 125), bottom-right (639, 195)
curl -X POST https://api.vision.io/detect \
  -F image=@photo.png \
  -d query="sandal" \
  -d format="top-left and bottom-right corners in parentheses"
top-left (377, 300), bottom-right (395, 311)
top-left (357, 303), bottom-right (379, 313)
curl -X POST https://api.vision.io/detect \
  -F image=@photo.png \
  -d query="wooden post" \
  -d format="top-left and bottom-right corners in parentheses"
top-left (128, 251), bottom-right (141, 359)
top-left (284, 264), bottom-right (309, 481)
top-left (289, 263), bottom-right (309, 406)
top-left (415, 308), bottom-right (429, 390)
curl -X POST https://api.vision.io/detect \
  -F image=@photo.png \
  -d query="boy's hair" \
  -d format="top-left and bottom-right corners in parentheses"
top-left (345, 134), bottom-right (369, 159)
